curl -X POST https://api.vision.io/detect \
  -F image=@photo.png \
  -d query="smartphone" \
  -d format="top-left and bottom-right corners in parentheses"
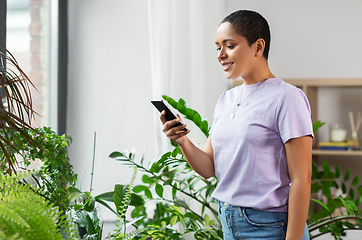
top-left (151, 100), bottom-right (188, 131)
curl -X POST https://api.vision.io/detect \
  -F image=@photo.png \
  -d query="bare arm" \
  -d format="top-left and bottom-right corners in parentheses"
top-left (160, 111), bottom-right (215, 179)
top-left (284, 136), bottom-right (313, 240)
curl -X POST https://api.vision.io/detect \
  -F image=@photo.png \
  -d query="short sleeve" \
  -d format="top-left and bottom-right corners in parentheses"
top-left (276, 88), bottom-right (314, 143)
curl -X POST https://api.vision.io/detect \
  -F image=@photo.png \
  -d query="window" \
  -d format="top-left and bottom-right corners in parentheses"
top-left (5, 0), bottom-right (59, 130)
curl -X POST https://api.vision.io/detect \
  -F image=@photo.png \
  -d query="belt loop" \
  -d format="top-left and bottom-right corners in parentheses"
top-left (241, 207), bottom-right (246, 218)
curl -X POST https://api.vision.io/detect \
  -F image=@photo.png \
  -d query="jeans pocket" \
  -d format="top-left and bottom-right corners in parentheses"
top-left (242, 208), bottom-right (286, 228)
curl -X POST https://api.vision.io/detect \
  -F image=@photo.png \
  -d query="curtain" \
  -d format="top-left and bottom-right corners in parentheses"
top-left (148, 0), bottom-right (227, 155)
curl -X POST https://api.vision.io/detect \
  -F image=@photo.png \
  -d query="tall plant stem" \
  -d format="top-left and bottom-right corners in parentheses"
top-left (309, 215), bottom-right (362, 232)
top-left (90, 131), bottom-right (96, 194)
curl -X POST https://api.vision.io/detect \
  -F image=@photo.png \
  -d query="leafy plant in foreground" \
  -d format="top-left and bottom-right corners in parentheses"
top-left (110, 96), bottom-right (221, 239)
top-left (0, 171), bottom-right (77, 240)
top-left (0, 46), bottom-right (39, 174)
top-left (111, 96), bottom-right (362, 239)
top-left (309, 160), bottom-right (362, 239)
top-left (0, 126), bottom-right (78, 211)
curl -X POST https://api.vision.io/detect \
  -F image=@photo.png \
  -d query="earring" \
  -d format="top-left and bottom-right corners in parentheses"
top-left (257, 52), bottom-right (262, 56)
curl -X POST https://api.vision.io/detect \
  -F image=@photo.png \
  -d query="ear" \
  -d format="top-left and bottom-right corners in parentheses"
top-left (254, 38), bottom-right (266, 57)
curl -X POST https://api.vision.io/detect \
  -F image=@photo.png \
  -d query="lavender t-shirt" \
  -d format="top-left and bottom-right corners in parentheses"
top-left (210, 78), bottom-right (313, 212)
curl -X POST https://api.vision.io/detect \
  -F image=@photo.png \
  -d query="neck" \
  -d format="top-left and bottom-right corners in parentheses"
top-left (242, 62), bottom-right (273, 85)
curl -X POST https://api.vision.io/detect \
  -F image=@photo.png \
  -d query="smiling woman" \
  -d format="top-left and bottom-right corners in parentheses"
top-left (158, 10), bottom-right (313, 240)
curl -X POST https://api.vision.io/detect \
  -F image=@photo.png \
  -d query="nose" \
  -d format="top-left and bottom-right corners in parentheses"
top-left (217, 49), bottom-right (227, 61)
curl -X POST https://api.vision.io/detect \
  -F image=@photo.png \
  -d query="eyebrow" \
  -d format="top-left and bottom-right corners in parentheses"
top-left (215, 39), bottom-right (235, 44)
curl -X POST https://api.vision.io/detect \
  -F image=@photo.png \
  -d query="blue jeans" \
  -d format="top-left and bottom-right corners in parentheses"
top-left (218, 201), bottom-right (310, 240)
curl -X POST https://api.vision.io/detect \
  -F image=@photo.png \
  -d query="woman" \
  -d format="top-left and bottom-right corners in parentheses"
top-left (160, 10), bottom-right (313, 240)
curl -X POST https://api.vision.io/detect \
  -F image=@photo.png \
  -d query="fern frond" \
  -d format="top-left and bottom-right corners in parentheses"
top-left (0, 172), bottom-right (78, 240)
top-left (0, 204), bottom-right (29, 228)
top-left (118, 167), bottom-right (137, 220)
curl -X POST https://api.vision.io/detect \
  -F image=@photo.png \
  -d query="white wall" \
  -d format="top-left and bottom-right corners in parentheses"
top-left (67, 0), bottom-right (362, 238)
top-left (67, 1), bottom-right (154, 196)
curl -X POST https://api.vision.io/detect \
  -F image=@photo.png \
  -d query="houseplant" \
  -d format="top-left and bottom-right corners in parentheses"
top-left (0, 46), bottom-right (39, 173)
top-left (110, 95), bottom-right (362, 239)
top-left (0, 171), bottom-right (77, 240)
top-left (2, 126), bottom-right (78, 211)
top-left (0, 46), bottom-right (79, 239)
top-left (67, 166), bottom-right (145, 239)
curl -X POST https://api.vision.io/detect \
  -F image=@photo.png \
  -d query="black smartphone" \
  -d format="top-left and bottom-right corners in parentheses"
top-left (151, 100), bottom-right (187, 131)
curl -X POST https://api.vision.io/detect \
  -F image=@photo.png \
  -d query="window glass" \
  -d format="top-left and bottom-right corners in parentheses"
top-left (6, 0), bottom-right (56, 128)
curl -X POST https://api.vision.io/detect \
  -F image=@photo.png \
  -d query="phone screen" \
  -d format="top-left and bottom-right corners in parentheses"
top-left (151, 100), bottom-right (187, 131)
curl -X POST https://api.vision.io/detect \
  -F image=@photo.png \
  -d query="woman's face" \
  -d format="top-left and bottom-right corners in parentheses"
top-left (215, 22), bottom-right (257, 80)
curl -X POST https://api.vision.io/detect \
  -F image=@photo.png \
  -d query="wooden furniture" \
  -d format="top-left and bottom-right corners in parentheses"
top-left (233, 78), bottom-right (362, 157)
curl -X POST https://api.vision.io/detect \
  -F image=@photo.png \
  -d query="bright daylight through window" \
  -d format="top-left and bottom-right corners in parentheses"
top-left (6, 0), bottom-right (58, 129)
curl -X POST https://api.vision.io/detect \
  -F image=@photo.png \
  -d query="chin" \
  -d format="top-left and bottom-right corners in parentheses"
top-left (225, 74), bottom-right (240, 80)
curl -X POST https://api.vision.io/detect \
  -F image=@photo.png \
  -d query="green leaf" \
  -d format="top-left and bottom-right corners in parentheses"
top-left (83, 197), bottom-right (95, 212)
top-left (349, 188), bottom-right (355, 199)
top-left (133, 185), bottom-right (148, 193)
top-left (342, 183), bottom-right (347, 194)
top-left (335, 165), bottom-right (340, 178)
top-left (94, 198), bottom-right (118, 216)
top-left (358, 185), bottom-right (362, 195)
top-left (204, 214), bottom-right (210, 226)
top-left (185, 212), bottom-right (199, 220)
top-left (311, 199), bottom-right (330, 213)
top-left (94, 191), bottom-right (114, 202)
top-left (177, 101), bottom-right (187, 114)
top-left (205, 184), bottom-right (216, 198)
top-left (313, 121), bottom-right (326, 133)
top-left (322, 161), bottom-right (330, 178)
top-left (130, 193), bottom-right (144, 206)
top-left (321, 184), bottom-right (331, 199)
top-left (355, 195), bottom-right (362, 206)
top-left (144, 189), bottom-right (152, 199)
top-left (155, 183), bottom-right (164, 198)
top-left (193, 113), bottom-right (202, 126)
top-left (113, 184), bottom-right (128, 208)
top-left (185, 108), bottom-right (194, 120)
top-left (170, 215), bottom-right (178, 226)
top-left (172, 183), bottom-right (177, 199)
top-left (352, 176), bottom-right (360, 186)
top-left (67, 186), bottom-right (85, 203)
top-left (109, 151), bottom-right (127, 159)
top-left (171, 205), bottom-right (184, 215)
top-left (172, 147), bottom-right (181, 158)
top-left (200, 120), bottom-right (208, 133)
top-left (342, 221), bottom-right (356, 229)
top-left (344, 168), bottom-right (351, 181)
top-left (142, 174), bottom-right (154, 184)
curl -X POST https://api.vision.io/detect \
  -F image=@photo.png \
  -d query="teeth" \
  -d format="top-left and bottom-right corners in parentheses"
top-left (223, 63), bottom-right (233, 70)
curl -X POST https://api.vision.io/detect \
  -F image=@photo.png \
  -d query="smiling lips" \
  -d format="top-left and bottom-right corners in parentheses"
top-left (222, 62), bottom-right (234, 71)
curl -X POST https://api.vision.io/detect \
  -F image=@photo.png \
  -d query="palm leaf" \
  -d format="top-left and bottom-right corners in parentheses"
top-left (0, 46), bottom-right (39, 173)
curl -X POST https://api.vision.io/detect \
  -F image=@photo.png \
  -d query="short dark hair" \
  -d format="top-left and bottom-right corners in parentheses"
top-left (220, 10), bottom-right (271, 60)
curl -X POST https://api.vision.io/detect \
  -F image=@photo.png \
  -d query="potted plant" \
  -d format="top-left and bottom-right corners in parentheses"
top-left (0, 46), bottom-right (40, 174)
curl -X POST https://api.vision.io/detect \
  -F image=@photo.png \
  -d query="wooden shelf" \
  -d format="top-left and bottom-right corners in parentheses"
top-left (313, 149), bottom-right (362, 156)
top-left (233, 78), bottom-right (362, 157)
top-left (233, 78), bottom-right (362, 88)
top-left (284, 78), bottom-right (362, 87)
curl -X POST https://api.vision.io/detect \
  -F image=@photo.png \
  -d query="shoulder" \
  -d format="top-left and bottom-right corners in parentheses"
top-left (264, 78), bottom-right (306, 100)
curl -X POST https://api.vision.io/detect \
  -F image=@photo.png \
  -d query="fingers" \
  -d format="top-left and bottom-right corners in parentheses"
top-left (160, 112), bottom-right (190, 142)
top-left (160, 110), bottom-right (167, 124)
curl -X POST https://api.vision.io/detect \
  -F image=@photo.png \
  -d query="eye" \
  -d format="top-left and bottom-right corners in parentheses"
top-left (216, 47), bottom-right (221, 51)
top-left (227, 45), bottom-right (234, 49)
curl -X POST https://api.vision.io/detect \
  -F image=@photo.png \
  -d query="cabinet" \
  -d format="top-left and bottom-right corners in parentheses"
top-left (233, 78), bottom-right (362, 157)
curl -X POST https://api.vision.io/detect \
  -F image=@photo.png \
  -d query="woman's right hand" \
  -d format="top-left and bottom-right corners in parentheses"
top-left (160, 110), bottom-right (190, 144)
